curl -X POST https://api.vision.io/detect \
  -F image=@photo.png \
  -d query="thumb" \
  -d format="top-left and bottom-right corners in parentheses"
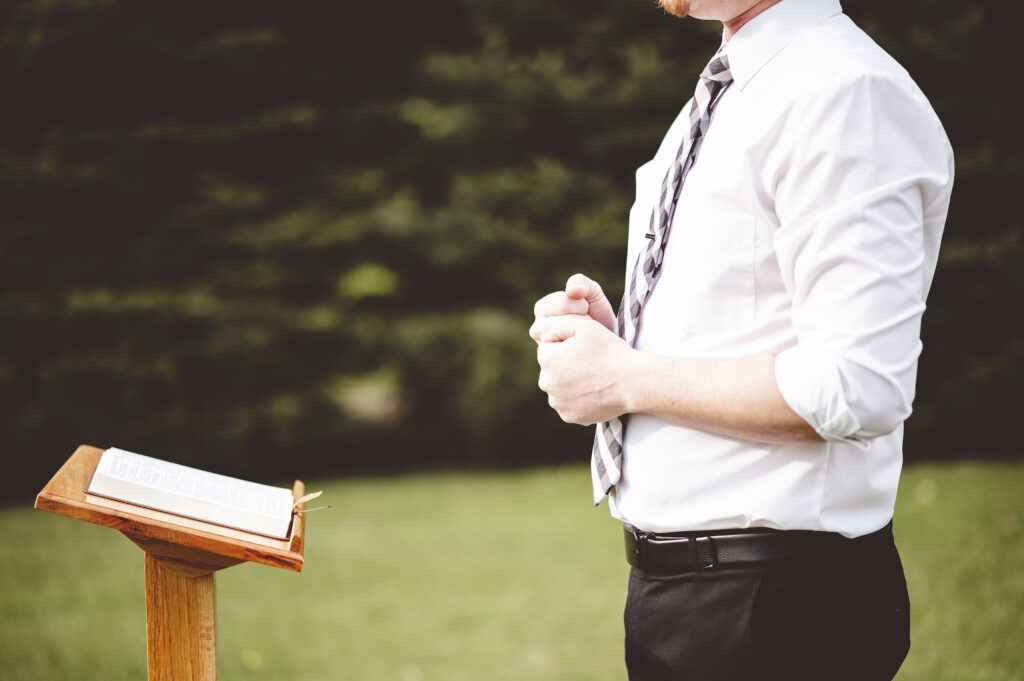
top-left (565, 273), bottom-right (604, 305)
top-left (566, 272), bottom-right (617, 333)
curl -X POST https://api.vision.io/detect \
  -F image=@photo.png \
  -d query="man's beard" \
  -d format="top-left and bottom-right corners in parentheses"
top-left (657, 0), bottom-right (691, 18)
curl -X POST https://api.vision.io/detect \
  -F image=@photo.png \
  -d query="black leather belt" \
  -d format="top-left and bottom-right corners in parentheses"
top-left (624, 522), bottom-right (893, 574)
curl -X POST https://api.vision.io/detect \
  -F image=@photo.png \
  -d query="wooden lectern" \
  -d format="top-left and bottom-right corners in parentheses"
top-left (35, 445), bottom-right (307, 681)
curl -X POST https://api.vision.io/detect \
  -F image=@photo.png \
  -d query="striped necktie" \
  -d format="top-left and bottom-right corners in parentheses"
top-left (591, 45), bottom-right (734, 505)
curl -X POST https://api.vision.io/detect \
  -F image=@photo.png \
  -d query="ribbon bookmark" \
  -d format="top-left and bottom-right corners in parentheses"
top-left (292, 490), bottom-right (330, 513)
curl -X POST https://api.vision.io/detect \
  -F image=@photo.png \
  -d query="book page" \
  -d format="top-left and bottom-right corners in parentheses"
top-left (93, 448), bottom-right (293, 517)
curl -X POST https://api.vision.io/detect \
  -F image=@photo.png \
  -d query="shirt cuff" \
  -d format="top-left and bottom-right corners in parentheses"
top-left (774, 344), bottom-right (871, 450)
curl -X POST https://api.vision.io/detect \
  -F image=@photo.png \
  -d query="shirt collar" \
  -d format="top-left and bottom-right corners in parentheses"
top-left (725, 0), bottom-right (843, 91)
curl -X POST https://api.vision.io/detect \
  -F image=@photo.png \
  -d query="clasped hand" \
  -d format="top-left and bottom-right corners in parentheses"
top-left (530, 273), bottom-right (635, 425)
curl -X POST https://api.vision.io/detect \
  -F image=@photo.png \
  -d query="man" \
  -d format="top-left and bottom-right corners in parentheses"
top-left (529, 0), bottom-right (953, 679)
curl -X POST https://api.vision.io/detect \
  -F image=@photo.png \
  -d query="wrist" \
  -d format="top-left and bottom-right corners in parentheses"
top-left (617, 346), bottom-right (654, 416)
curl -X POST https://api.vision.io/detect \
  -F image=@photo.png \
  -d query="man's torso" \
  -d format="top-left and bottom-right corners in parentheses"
top-left (610, 0), bottom-right (953, 537)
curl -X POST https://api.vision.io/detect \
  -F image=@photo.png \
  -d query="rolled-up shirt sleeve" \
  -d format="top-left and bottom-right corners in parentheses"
top-left (771, 72), bottom-right (954, 447)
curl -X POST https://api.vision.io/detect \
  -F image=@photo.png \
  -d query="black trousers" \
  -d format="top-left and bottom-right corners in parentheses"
top-left (624, 527), bottom-right (910, 681)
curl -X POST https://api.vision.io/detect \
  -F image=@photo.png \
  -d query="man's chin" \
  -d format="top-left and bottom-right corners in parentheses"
top-left (657, 0), bottom-right (691, 18)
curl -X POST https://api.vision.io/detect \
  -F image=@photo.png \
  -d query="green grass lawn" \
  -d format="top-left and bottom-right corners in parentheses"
top-left (1, 461), bottom-right (1021, 681)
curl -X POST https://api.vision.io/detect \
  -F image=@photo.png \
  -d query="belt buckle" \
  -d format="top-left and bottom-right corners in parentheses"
top-left (692, 535), bottom-right (717, 570)
top-left (636, 531), bottom-right (647, 566)
top-left (625, 525), bottom-right (650, 567)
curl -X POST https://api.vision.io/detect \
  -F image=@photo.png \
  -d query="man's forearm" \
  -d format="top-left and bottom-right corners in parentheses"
top-left (621, 350), bottom-right (822, 444)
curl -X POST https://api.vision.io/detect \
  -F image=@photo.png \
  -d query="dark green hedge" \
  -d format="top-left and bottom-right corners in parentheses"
top-left (1, 0), bottom-right (1019, 501)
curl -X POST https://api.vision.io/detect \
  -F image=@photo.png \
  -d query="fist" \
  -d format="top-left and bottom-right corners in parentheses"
top-left (536, 316), bottom-right (634, 425)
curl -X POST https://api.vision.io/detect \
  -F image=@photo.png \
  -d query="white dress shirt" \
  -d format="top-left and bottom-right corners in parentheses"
top-left (608, 0), bottom-right (954, 538)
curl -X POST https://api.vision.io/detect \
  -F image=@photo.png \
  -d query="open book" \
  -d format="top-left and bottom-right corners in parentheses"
top-left (85, 447), bottom-right (296, 539)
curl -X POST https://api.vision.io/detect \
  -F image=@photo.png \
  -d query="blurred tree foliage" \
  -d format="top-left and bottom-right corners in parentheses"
top-left (0, 0), bottom-right (1019, 500)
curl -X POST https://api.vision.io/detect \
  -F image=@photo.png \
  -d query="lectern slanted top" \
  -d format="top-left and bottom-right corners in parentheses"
top-left (35, 444), bottom-right (305, 571)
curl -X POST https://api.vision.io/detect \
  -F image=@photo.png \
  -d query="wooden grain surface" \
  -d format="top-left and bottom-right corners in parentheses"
top-left (127, 533), bottom-right (243, 576)
top-left (145, 553), bottom-right (218, 680)
top-left (35, 445), bottom-right (305, 572)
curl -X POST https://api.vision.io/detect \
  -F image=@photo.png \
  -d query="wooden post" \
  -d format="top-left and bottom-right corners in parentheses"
top-left (124, 536), bottom-right (243, 681)
top-left (35, 445), bottom-right (307, 680)
top-left (145, 554), bottom-right (218, 680)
